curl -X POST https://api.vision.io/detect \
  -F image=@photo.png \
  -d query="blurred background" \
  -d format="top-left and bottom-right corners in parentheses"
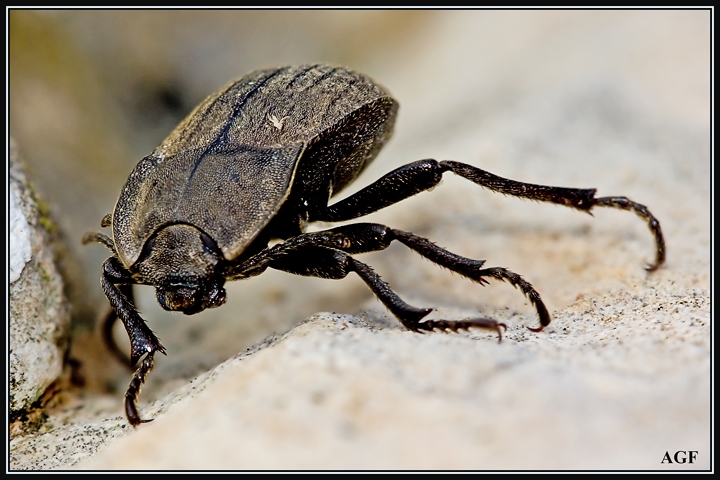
top-left (8, 9), bottom-right (710, 427)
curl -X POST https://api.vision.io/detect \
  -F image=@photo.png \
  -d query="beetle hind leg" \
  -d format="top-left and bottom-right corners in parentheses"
top-left (446, 162), bottom-right (665, 270)
top-left (592, 196), bottom-right (665, 271)
top-left (316, 159), bottom-right (665, 272)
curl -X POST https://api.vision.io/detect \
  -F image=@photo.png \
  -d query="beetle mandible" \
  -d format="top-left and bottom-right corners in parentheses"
top-left (84, 64), bottom-right (666, 426)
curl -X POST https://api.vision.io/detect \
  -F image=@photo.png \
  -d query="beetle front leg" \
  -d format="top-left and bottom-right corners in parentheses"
top-left (101, 257), bottom-right (166, 425)
top-left (125, 351), bottom-right (157, 426)
top-left (101, 257), bottom-right (166, 365)
top-left (99, 284), bottom-right (137, 368)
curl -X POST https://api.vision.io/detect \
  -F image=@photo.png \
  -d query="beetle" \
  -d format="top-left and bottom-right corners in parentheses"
top-left (83, 64), bottom-right (665, 426)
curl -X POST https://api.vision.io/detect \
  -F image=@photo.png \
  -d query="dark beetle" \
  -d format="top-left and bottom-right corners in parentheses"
top-left (84, 64), bottom-right (665, 426)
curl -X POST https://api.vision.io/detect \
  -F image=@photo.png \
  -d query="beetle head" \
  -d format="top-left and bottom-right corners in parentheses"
top-left (135, 224), bottom-right (227, 315)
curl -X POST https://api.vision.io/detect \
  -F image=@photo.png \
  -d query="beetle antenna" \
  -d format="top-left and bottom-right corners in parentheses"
top-left (82, 231), bottom-right (116, 254)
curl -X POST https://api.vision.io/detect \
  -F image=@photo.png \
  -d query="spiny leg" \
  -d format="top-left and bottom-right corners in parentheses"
top-left (125, 352), bottom-right (157, 426)
top-left (100, 284), bottom-right (136, 368)
top-left (100, 257), bottom-right (166, 365)
top-left (592, 196), bottom-right (665, 271)
top-left (82, 231), bottom-right (135, 366)
top-left (445, 162), bottom-right (666, 271)
top-left (315, 159), bottom-right (665, 271)
top-left (100, 257), bottom-right (165, 426)
top-left (233, 237), bottom-right (508, 339)
top-left (388, 228), bottom-right (550, 332)
top-left (84, 226), bottom-right (164, 425)
top-left (266, 245), bottom-right (433, 326)
top-left (293, 223), bottom-right (548, 332)
top-left (347, 254), bottom-right (507, 340)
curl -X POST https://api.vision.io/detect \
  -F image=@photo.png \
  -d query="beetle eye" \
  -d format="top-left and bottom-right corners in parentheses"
top-left (200, 232), bottom-right (219, 255)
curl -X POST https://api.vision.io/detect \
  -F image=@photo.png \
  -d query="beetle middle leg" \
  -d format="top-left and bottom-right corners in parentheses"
top-left (314, 159), bottom-right (665, 271)
top-left (265, 244), bottom-right (508, 339)
top-left (229, 224), bottom-right (551, 336)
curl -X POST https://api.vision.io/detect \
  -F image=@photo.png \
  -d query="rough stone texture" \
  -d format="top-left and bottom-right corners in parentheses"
top-left (9, 138), bottom-right (72, 418)
top-left (8, 10), bottom-right (710, 472)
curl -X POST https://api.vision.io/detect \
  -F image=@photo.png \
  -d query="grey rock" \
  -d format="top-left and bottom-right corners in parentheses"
top-left (9, 139), bottom-right (71, 419)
